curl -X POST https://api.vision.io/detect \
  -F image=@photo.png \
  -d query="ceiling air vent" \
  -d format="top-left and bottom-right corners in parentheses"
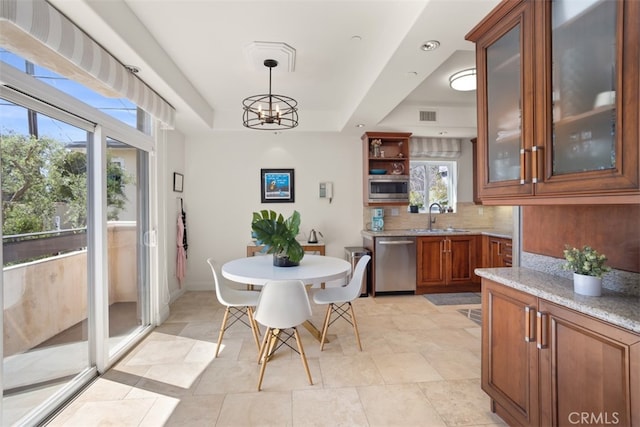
top-left (419, 110), bottom-right (437, 122)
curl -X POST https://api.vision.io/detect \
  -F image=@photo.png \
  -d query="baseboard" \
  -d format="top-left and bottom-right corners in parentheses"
top-left (157, 303), bottom-right (171, 324)
top-left (184, 280), bottom-right (215, 291)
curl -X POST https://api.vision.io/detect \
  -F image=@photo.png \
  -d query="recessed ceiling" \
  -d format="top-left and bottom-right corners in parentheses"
top-left (48, 0), bottom-right (500, 138)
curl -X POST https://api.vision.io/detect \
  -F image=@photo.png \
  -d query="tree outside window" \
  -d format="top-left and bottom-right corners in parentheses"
top-left (1, 131), bottom-right (132, 235)
top-left (409, 160), bottom-right (457, 212)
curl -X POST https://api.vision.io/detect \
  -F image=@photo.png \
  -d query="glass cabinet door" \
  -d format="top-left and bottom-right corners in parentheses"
top-left (551, 0), bottom-right (617, 175)
top-left (470, 0), bottom-right (638, 202)
top-left (470, 0), bottom-right (535, 200)
top-left (486, 23), bottom-right (522, 183)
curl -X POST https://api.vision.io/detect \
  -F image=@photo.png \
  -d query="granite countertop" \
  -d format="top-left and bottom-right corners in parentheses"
top-left (361, 228), bottom-right (512, 239)
top-left (475, 267), bottom-right (640, 334)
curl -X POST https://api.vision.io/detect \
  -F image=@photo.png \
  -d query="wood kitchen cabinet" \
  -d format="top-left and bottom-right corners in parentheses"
top-left (361, 131), bottom-right (411, 206)
top-left (466, 0), bottom-right (640, 205)
top-left (483, 236), bottom-right (512, 268)
top-left (482, 279), bottom-right (640, 426)
top-left (538, 299), bottom-right (640, 426)
top-left (482, 280), bottom-right (539, 426)
top-left (416, 235), bottom-right (480, 294)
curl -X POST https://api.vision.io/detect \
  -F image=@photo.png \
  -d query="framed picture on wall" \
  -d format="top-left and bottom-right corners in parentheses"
top-left (173, 172), bottom-right (184, 192)
top-left (261, 168), bottom-right (294, 203)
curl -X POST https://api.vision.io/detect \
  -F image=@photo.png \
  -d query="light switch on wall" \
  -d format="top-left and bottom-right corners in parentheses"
top-left (319, 182), bottom-right (333, 203)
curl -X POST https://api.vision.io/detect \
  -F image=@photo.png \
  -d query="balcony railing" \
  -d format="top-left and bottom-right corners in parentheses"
top-left (3, 222), bottom-right (137, 357)
top-left (3, 228), bottom-right (87, 265)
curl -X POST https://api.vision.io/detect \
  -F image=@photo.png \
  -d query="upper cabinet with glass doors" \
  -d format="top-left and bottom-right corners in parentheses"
top-left (467, 0), bottom-right (639, 204)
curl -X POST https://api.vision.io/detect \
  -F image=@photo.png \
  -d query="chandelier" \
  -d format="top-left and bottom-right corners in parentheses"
top-left (242, 59), bottom-right (299, 130)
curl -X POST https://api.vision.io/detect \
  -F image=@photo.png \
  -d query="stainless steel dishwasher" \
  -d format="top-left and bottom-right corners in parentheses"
top-left (374, 236), bottom-right (416, 293)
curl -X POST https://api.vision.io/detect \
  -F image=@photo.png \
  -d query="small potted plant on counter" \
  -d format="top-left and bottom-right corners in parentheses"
top-left (562, 244), bottom-right (611, 296)
top-left (251, 210), bottom-right (304, 267)
top-left (409, 191), bottom-right (424, 213)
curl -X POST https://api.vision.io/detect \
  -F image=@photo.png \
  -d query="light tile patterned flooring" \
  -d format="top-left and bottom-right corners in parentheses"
top-left (48, 291), bottom-right (505, 426)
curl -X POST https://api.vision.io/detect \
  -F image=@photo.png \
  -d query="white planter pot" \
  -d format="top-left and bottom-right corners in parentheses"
top-left (573, 273), bottom-right (602, 296)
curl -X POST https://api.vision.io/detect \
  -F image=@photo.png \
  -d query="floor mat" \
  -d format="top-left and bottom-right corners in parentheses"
top-left (423, 292), bottom-right (481, 306)
top-left (457, 308), bottom-right (482, 326)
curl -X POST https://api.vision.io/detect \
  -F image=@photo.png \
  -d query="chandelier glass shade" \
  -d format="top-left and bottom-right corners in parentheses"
top-left (449, 68), bottom-right (477, 91)
top-left (242, 59), bottom-right (299, 130)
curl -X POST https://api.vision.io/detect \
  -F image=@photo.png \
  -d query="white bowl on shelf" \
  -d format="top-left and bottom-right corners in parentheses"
top-left (593, 91), bottom-right (615, 108)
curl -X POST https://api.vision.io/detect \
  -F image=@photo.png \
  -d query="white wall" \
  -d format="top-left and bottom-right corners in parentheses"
top-left (181, 131), bottom-right (363, 290)
top-left (173, 131), bottom-right (476, 291)
top-left (162, 129), bottom-right (186, 301)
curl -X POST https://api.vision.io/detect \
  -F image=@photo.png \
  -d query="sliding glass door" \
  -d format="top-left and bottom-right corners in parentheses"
top-left (105, 139), bottom-right (150, 356)
top-left (1, 60), bottom-right (154, 426)
top-left (1, 101), bottom-right (93, 425)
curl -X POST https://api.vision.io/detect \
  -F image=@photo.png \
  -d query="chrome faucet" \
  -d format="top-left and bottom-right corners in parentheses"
top-left (428, 202), bottom-right (443, 231)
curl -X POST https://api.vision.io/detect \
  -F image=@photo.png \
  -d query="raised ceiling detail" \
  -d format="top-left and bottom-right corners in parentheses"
top-left (244, 41), bottom-right (296, 72)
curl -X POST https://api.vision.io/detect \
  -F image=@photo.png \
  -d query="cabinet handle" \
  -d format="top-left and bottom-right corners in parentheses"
top-left (531, 146), bottom-right (543, 184)
top-left (536, 311), bottom-right (548, 349)
top-left (497, 242), bottom-right (502, 256)
top-left (524, 306), bottom-right (536, 342)
top-left (519, 148), bottom-right (528, 184)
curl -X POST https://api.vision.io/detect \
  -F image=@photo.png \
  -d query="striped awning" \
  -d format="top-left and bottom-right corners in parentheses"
top-left (0, 0), bottom-right (175, 128)
top-left (410, 137), bottom-right (462, 158)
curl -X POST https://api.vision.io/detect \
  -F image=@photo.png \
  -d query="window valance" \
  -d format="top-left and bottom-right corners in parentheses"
top-left (409, 137), bottom-right (461, 158)
top-left (0, 0), bottom-right (175, 128)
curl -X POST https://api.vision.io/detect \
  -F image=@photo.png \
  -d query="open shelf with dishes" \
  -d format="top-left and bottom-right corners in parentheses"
top-left (361, 131), bottom-right (411, 206)
top-left (361, 132), bottom-right (411, 176)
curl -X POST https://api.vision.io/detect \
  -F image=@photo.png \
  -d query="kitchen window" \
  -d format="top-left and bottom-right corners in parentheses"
top-left (409, 160), bottom-right (457, 213)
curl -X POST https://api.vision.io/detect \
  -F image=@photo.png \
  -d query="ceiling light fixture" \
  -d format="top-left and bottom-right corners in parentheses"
top-left (420, 40), bottom-right (440, 51)
top-left (449, 68), bottom-right (477, 91)
top-left (242, 59), bottom-right (298, 130)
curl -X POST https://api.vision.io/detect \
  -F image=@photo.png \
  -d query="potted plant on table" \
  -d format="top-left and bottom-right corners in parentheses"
top-left (409, 191), bottom-right (424, 213)
top-left (251, 209), bottom-right (304, 267)
top-left (562, 245), bottom-right (611, 296)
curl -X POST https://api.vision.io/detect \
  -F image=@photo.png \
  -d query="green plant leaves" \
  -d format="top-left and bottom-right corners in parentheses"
top-left (562, 244), bottom-right (611, 278)
top-left (251, 210), bottom-right (304, 263)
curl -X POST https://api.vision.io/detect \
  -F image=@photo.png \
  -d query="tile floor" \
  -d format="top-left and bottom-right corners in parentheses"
top-left (47, 291), bottom-right (505, 426)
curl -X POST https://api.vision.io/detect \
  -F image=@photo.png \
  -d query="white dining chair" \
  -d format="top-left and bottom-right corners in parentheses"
top-left (253, 279), bottom-right (313, 391)
top-left (206, 258), bottom-right (261, 357)
top-left (313, 255), bottom-right (370, 351)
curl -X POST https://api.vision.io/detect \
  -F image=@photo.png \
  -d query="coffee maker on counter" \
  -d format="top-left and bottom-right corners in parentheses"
top-left (371, 208), bottom-right (384, 231)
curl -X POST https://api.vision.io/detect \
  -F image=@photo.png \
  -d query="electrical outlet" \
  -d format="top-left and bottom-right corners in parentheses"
top-left (478, 207), bottom-right (484, 215)
top-left (391, 208), bottom-right (399, 216)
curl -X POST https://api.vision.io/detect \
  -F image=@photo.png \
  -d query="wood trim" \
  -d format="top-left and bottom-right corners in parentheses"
top-left (469, 138), bottom-right (481, 205)
top-left (479, 193), bottom-right (640, 205)
top-left (466, 0), bottom-right (526, 42)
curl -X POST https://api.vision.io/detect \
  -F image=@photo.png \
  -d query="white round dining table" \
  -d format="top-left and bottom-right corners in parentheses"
top-left (221, 254), bottom-right (351, 286)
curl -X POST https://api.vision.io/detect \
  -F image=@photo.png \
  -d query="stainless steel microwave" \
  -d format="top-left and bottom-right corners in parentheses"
top-left (368, 175), bottom-right (409, 203)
